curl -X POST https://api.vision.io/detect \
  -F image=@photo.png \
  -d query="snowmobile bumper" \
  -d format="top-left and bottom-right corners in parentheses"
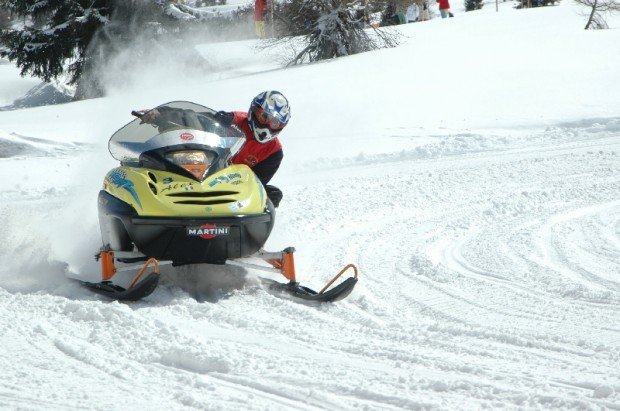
top-left (127, 214), bottom-right (273, 265)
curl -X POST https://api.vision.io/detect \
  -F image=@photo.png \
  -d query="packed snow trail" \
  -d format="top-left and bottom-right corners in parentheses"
top-left (0, 119), bottom-right (618, 409)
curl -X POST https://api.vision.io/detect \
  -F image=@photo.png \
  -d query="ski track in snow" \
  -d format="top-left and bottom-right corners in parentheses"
top-left (0, 131), bottom-right (88, 158)
top-left (0, 117), bottom-right (618, 409)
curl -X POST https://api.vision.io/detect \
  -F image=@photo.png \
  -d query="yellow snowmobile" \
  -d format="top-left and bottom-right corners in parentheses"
top-left (82, 101), bottom-right (358, 301)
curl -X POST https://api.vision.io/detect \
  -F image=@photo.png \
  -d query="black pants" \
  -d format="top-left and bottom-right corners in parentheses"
top-left (265, 185), bottom-right (283, 208)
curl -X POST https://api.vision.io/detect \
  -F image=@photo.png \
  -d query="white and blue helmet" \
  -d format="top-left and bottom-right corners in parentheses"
top-left (248, 91), bottom-right (291, 144)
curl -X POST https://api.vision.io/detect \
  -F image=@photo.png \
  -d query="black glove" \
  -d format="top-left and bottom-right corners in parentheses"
top-left (214, 111), bottom-right (234, 127)
top-left (265, 185), bottom-right (283, 208)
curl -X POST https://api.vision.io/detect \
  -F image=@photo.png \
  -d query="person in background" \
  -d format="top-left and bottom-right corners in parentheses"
top-left (382, 1), bottom-right (406, 25)
top-left (254, 0), bottom-right (267, 38)
top-left (406, 1), bottom-right (420, 23)
top-left (437, 0), bottom-right (453, 18)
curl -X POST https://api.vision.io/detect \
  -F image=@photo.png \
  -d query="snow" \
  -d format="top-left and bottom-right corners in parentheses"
top-left (0, 1), bottom-right (619, 409)
top-left (0, 58), bottom-right (39, 107)
top-left (178, 0), bottom-right (253, 18)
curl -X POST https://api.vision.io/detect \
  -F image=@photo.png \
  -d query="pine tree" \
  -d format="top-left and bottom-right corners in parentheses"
top-left (0, 7), bottom-right (12, 30)
top-left (0, 1), bottom-right (113, 85)
top-left (0, 1), bottom-right (177, 98)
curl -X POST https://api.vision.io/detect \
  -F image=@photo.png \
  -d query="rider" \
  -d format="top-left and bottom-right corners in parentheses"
top-left (215, 90), bottom-right (289, 207)
top-left (140, 91), bottom-right (290, 207)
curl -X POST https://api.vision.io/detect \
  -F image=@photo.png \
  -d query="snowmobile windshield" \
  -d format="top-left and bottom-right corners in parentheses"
top-left (109, 101), bottom-right (245, 163)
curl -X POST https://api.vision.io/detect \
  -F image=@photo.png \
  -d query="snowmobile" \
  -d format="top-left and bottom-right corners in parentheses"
top-left (81, 101), bottom-right (358, 302)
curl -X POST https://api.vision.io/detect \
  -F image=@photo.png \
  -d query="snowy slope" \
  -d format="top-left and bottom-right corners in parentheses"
top-left (0, 1), bottom-right (619, 409)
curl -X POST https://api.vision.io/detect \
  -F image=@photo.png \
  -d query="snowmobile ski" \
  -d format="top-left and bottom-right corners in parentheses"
top-left (79, 272), bottom-right (159, 302)
top-left (229, 249), bottom-right (359, 303)
top-left (80, 250), bottom-right (161, 301)
top-left (261, 276), bottom-right (358, 302)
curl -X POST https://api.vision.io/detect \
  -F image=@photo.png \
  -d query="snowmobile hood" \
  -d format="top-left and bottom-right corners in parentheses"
top-left (102, 163), bottom-right (267, 218)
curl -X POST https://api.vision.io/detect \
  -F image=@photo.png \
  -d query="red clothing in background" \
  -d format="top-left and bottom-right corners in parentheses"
top-left (254, 0), bottom-right (267, 21)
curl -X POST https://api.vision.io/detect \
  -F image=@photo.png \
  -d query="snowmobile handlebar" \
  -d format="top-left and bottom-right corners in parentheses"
top-left (131, 109), bottom-right (193, 129)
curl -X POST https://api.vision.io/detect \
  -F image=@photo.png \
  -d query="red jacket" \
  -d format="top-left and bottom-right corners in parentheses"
top-left (437, 0), bottom-right (451, 9)
top-left (230, 111), bottom-right (283, 184)
top-left (254, 0), bottom-right (267, 21)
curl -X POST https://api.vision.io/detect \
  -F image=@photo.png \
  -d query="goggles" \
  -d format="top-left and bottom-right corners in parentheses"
top-left (253, 105), bottom-right (286, 131)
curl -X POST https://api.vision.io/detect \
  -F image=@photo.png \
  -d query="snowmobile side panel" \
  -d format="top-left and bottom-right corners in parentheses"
top-left (98, 191), bottom-right (137, 251)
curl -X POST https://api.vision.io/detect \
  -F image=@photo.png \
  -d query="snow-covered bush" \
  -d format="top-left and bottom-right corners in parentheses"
top-left (514, 0), bottom-right (560, 8)
top-left (164, 1), bottom-right (254, 39)
top-left (271, 0), bottom-right (399, 65)
top-left (465, 0), bottom-right (484, 11)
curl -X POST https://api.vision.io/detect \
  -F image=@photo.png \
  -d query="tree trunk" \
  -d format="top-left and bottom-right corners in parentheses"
top-left (584, 0), bottom-right (597, 29)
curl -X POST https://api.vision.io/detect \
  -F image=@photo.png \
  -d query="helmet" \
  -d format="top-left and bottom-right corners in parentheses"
top-left (248, 91), bottom-right (290, 144)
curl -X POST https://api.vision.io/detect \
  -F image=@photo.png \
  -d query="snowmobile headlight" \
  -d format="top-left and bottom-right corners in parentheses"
top-left (165, 150), bottom-right (215, 180)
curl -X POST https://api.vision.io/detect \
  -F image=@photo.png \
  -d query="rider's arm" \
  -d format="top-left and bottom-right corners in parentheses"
top-left (252, 149), bottom-right (283, 186)
top-left (139, 106), bottom-right (179, 129)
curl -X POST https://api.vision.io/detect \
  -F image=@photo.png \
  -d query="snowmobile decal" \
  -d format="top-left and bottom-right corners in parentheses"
top-left (229, 200), bottom-right (249, 212)
top-left (187, 224), bottom-right (230, 239)
top-left (160, 182), bottom-right (194, 194)
top-left (244, 154), bottom-right (258, 166)
top-left (108, 169), bottom-right (142, 209)
top-left (208, 173), bottom-right (242, 187)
